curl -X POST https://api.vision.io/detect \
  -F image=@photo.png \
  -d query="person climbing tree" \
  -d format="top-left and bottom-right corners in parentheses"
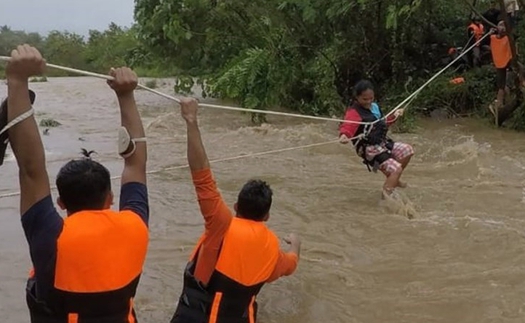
top-left (489, 20), bottom-right (513, 117)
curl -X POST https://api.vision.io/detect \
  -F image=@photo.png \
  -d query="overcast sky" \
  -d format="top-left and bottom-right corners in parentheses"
top-left (1, 0), bottom-right (135, 36)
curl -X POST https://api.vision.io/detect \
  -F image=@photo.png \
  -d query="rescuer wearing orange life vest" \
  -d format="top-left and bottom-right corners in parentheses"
top-left (468, 16), bottom-right (489, 67)
top-left (169, 97), bottom-right (302, 323)
top-left (490, 20), bottom-right (514, 114)
top-left (4, 45), bottom-right (149, 323)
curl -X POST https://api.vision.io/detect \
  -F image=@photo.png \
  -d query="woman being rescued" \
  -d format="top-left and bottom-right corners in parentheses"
top-left (339, 80), bottom-right (414, 197)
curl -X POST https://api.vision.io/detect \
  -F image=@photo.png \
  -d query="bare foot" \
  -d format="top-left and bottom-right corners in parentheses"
top-left (397, 181), bottom-right (408, 188)
top-left (382, 187), bottom-right (394, 199)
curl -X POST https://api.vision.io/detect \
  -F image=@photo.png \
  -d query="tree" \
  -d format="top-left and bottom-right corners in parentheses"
top-left (134, 0), bottom-right (471, 124)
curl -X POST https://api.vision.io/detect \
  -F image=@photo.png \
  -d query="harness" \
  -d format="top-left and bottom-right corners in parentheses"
top-left (26, 276), bottom-right (138, 323)
top-left (350, 103), bottom-right (394, 173)
top-left (171, 243), bottom-right (263, 323)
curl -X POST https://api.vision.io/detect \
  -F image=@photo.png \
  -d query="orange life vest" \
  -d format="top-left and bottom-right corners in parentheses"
top-left (468, 23), bottom-right (485, 45)
top-left (172, 217), bottom-right (281, 323)
top-left (450, 77), bottom-right (465, 84)
top-left (27, 209), bottom-right (149, 323)
top-left (490, 34), bottom-right (513, 68)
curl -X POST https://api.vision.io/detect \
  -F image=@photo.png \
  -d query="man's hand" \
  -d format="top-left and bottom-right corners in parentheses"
top-left (111, 66), bottom-right (147, 186)
top-left (6, 44), bottom-right (46, 82)
top-left (107, 67), bottom-right (138, 97)
top-left (394, 108), bottom-right (405, 118)
top-left (283, 233), bottom-right (301, 257)
top-left (180, 97), bottom-right (199, 124)
top-left (183, 96), bottom-right (209, 171)
top-left (339, 134), bottom-right (350, 144)
top-left (283, 233), bottom-right (301, 246)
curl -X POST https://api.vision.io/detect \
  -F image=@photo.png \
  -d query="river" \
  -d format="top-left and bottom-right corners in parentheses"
top-left (1, 77), bottom-right (525, 323)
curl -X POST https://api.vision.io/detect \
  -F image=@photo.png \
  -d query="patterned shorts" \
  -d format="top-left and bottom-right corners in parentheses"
top-left (365, 142), bottom-right (414, 176)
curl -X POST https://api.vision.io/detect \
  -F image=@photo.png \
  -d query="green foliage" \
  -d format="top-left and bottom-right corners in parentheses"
top-left (39, 118), bottom-right (61, 127)
top-left (84, 23), bottom-right (141, 73)
top-left (380, 65), bottom-right (497, 131)
top-left (0, 23), bottom-right (175, 80)
top-left (144, 79), bottom-right (158, 89)
top-left (412, 66), bottom-right (496, 116)
top-left (30, 76), bottom-right (48, 82)
top-left (135, 0), bottom-right (501, 130)
top-left (1, 0), bottom-right (525, 132)
top-left (43, 31), bottom-right (89, 76)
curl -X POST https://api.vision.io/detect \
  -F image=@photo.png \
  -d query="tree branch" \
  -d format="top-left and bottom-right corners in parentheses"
top-left (462, 0), bottom-right (498, 28)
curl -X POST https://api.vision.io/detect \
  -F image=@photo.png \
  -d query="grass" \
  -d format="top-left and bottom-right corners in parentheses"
top-left (39, 118), bottom-right (61, 127)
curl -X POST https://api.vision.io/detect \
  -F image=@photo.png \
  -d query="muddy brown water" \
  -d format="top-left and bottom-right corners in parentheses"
top-left (1, 77), bottom-right (525, 323)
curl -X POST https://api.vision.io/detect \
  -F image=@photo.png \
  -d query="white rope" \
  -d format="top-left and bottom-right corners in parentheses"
top-left (0, 32), bottom-right (487, 127)
top-left (0, 108), bottom-right (35, 138)
top-left (379, 31), bottom-right (492, 122)
top-left (0, 138), bottom-right (341, 199)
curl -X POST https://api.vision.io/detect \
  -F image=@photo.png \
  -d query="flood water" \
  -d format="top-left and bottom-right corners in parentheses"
top-left (1, 77), bottom-right (525, 323)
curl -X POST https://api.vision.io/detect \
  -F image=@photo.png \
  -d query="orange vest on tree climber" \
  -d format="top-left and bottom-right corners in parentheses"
top-left (468, 21), bottom-right (485, 46)
top-left (490, 33), bottom-right (513, 69)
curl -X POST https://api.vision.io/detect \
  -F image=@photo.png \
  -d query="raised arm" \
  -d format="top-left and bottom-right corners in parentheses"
top-left (107, 67), bottom-right (147, 186)
top-left (181, 97), bottom-right (210, 172)
top-left (107, 68), bottom-right (149, 225)
top-left (5, 45), bottom-right (50, 215)
top-left (179, 98), bottom-right (232, 230)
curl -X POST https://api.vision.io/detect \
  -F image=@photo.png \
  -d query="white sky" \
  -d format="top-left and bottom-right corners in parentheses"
top-left (0, 0), bottom-right (135, 35)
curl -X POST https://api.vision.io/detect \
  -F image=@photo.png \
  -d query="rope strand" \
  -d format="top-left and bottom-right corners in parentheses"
top-left (380, 31), bottom-right (491, 122)
top-left (0, 138), bottom-right (341, 199)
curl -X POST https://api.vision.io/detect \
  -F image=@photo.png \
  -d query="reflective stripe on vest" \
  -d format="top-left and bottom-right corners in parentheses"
top-left (27, 209), bottom-right (148, 323)
top-left (172, 217), bottom-right (280, 323)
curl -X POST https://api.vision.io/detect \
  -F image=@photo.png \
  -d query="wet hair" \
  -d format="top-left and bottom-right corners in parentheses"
top-left (56, 148), bottom-right (110, 214)
top-left (236, 179), bottom-right (273, 221)
top-left (353, 80), bottom-right (375, 98)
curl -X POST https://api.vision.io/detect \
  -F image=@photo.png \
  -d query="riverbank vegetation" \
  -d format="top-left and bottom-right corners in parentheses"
top-left (1, 0), bottom-right (525, 130)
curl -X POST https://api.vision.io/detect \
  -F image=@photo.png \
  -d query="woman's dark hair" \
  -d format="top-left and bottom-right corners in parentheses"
top-left (353, 80), bottom-right (375, 97)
